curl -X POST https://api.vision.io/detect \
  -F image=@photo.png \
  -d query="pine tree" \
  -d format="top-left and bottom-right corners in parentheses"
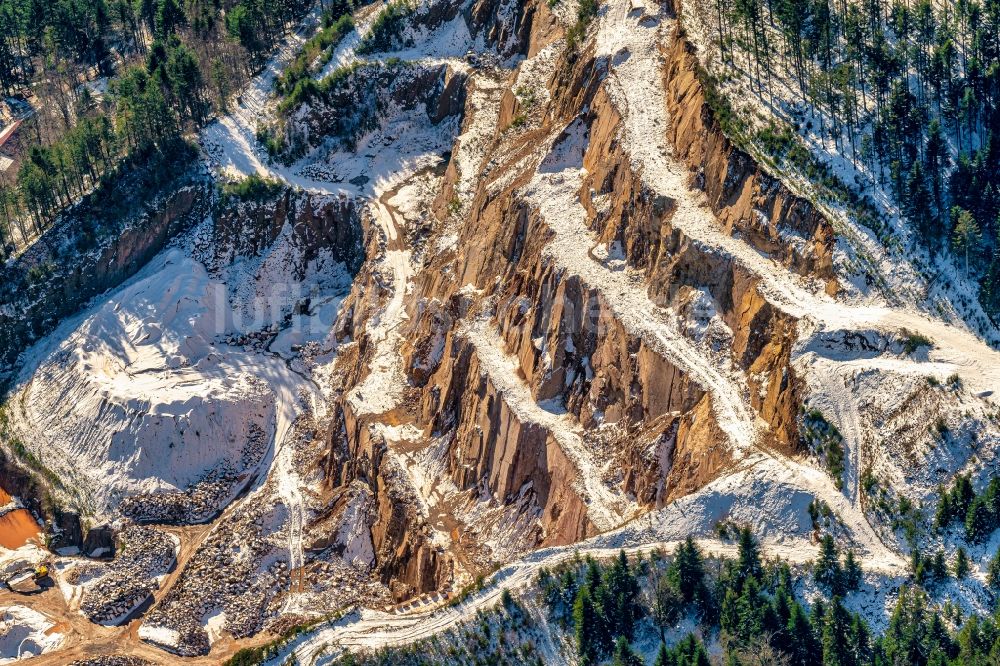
top-left (786, 601), bottom-right (819, 666)
top-left (735, 527), bottom-right (762, 590)
top-left (935, 484), bottom-right (953, 528)
top-left (928, 549), bottom-right (950, 586)
top-left (611, 636), bottom-right (644, 666)
top-left (966, 494), bottom-right (994, 542)
top-left (952, 475), bottom-right (975, 518)
top-left (719, 586), bottom-right (741, 638)
top-left (952, 206), bottom-right (982, 275)
top-left (574, 586), bottom-right (600, 666)
top-left (821, 597), bottom-right (852, 666)
top-left (843, 550), bottom-right (863, 592)
top-left (604, 550), bottom-right (640, 641)
top-left (925, 118), bottom-right (948, 214)
top-left (814, 534), bottom-right (844, 595)
top-left (882, 586), bottom-right (931, 664)
top-left (669, 537), bottom-right (708, 610)
top-left (907, 161), bottom-right (935, 243)
top-left (809, 597), bottom-right (826, 647)
top-left (654, 642), bottom-right (669, 666)
top-left (987, 546), bottom-right (1000, 588)
top-left (927, 612), bottom-right (954, 658)
top-left (954, 546), bottom-right (970, 579)
top-left (672, 634), bottom-right (710, 666)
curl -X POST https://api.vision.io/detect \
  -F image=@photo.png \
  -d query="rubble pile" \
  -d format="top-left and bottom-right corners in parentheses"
top-left (69, 657), bottom-right (154, 666)
top-left (119, 424), bottom-right (267, 524)
top-left (140, 497), bottom-right (285, 656)
top-left (78, 525), bottom-right (177, 626)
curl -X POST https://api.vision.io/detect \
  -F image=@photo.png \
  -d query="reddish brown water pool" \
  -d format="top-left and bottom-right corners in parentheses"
top-left (0, 487), bottom-right (41, 550)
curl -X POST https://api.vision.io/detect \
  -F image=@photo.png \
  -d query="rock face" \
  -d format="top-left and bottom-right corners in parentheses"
top-left (661, 31), bottom-right (838, 294)
top-left (211, 189), bottom-right (364, 278)
top-left (311, 0), bottom-right (830, 603)
top-left (49, 509), bottom-right (83, 553)
top-left (82, 525), bottom-right (116, 559)
top-left (0, 171), bottom-right (210, 381)
top-left (278, 62), bottom-right (467, 162)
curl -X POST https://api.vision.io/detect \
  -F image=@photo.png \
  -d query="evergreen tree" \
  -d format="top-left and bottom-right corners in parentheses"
top-left (843, 550), bottom-right (863, 592)
top-left (966, 494), bottom-right (994, 542)
top-left (574, 586), bottom-right (600, 666)
top-left (849, 612), bottom-right (872, 666)
top-left (668, 537), bottom-right (708, 611)
top-left (987, 546), bottom-right (1000, 588)
top-left (954, 547), bottom-right (970, 579)
top-left (603, 550), bottom-right (640, 641)
top-left (952, 475), bottom-right (976, 519)
top-left (953, 206), bottom-right (982, 275)
top-left (927, 549), bottom-right (950, 587)
top-left (670, 634), bottom-right (711, 666)
top-left (882, 586), bottom-right (931, 665)
top-left (926, 118), bottom-right (948, 214)
top-left (935, 484), bottom-right (953, 529)
top-left (653, 642), bottom-right (669, 666)
top-left (611, 636), bottom-right (644, 666)
top-left (735, 527), bottom-right (763, 590)
top-left (821, 597), bottom-right (852, 666)
top-left (814, 534), bottom-right (844, 595)
top-left (907, 161), bottom-right (936, 243)
top-left (786, 601), bottom-right (820, 666)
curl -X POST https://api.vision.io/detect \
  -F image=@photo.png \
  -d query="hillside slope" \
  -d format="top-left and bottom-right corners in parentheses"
top-left (3, 0), bottom-right (1000, 663)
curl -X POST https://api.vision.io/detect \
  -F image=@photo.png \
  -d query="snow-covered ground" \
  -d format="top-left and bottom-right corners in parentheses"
top-left (8, 250), bottom-right (307, 518)
top-left (0, 605), bottom-right (64, 663)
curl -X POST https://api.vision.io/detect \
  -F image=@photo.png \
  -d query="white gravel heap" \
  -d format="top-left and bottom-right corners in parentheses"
top-left (78, 525), bottom-right (178, 626)
top-left (119, 423), bottom-right (268, 524)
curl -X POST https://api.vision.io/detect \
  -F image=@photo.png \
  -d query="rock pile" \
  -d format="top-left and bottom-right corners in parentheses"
top-left (69, 657), bottom-right (154, 666)
top-left (140, 496), bottom-right (284, 656)
top-left (79, 525), bottom-right (177, 625)
top-left (119, 424), bottom-right (267, 525)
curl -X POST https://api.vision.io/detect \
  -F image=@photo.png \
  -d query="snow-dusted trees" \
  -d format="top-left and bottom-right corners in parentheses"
top-left (0, 0), bottom-right (314, 254)
top-left (813, 534), bottom-right (863, 596)
top-left (936, 474), bottom-right (1000, 543)
top-left (710, 0), bottom-right (1000, 319)
top-left (528, 528), bottom-right (1000, 666)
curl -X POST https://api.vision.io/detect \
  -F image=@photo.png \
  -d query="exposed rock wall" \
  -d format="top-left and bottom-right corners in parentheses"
top-left (0, 175), bottom-right (210, 381)
top-left (321, 0), bottom-right (832, 599)
top-left (579, 83), bottom-right (805, 451)
top-left (661, 31), bottom-right (838, 294)
top-left (325, 399), bottom-right (455, 600)
top-left (212, 189), bottom-right (364, 276)
top-left (421, 333), bottom-right (593, 544)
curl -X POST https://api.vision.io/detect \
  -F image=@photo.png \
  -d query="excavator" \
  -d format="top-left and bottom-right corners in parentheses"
top-left (4, 563), bottom-right (51, 594)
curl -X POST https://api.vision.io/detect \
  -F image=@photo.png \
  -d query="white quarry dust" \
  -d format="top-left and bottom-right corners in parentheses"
top-left (11, 251), bottom-right (304, 517)
top-left (0, 605), bottom-right (64, 663)
top-left (346, 200), bottom-right (414, 418)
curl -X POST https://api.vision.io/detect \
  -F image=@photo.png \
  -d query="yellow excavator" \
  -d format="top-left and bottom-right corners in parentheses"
top-left (5, 563), bottom-right (51, 594)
